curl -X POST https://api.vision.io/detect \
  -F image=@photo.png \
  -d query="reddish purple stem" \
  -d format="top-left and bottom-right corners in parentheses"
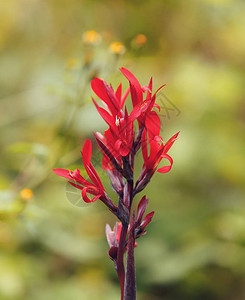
top-left (116, 223), bottom-right (128, 300)
top-left (124, 214), bottom-right (136, 300)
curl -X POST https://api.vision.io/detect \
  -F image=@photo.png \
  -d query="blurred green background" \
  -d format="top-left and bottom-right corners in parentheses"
top-left (0, 0), bottom-right (245, 299)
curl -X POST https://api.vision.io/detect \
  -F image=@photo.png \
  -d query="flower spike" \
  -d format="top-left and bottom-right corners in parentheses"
top-left (53, 67), bottom-right (179, 300)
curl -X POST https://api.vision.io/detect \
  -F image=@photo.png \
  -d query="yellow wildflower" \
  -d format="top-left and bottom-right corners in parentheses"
top-left (82, 30), bottom-right (101, 45)
top-left (109, 42), bottom-right (126, 55)
top-left (20, 189), bottom-right (33, 201)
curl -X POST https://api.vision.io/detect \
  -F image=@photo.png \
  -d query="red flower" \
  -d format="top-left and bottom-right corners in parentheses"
top-left (94, 130), bottom-right (123, 171)
top-left (134, 130), bottom-right (179, 193)
top-left (91, 77), bottom-right (129, 117)
top-left (93, 105), bottom-right (137, 157)
top-left (92, 68), bottom-right (168, 159)
top-left (120, 67), bottom-right (166, 139)
top-left (142, 129), bottom-right (179, 176)
top-left (53, 139), bottom-right (105, 203)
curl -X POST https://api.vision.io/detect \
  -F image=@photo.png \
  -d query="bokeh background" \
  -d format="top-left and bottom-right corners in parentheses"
top-left (0, 0), bottom-right (245, 299)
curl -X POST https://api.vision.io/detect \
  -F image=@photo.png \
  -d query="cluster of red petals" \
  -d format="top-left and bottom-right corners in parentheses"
top-left (53, 67), bottom-right (178, 206)
top-left (142, 130), bottom-right (180, 174)
top-left (53, 140), bottom-right (105, 203)
top-left (91, 75), bottom-right (134, 158)
top-left (91, 68), bottom-right (169, 170)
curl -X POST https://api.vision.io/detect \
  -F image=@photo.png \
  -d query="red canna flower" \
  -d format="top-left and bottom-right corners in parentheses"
top-left (134, 130), bottom-right (179, 193)
top-left (120, 67), bottom-right (165, 140)
top-left (91, 77), bottom-right (130, 117)
top-left (53, 67), bottom-right (179, 300)
top-left (93, 105), bottom-right (137, 157)
top-left (53, 139), bottom-right (106, 203)
top-left (142, 129), bottom-right (179, 175)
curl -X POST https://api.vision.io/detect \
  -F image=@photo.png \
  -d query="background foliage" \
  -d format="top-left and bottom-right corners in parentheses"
top-left (0, 0), bottom-right (244, 299)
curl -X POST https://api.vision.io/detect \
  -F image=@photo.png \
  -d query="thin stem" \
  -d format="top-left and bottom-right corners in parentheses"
top-left (116, 223), bottom-right (128, 300)
top-left (123, 149), bottom-right (137, 299)
top-left (124, 214), bottom-right (136, 300)
top-left (116, 150), bottom-right (136, 299)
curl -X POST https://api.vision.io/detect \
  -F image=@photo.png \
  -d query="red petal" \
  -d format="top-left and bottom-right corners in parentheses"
top-left (82, 140), bottom-right (104, 190)
top-left (129, 105), bottom-right (143, 123)
top-left (140, 211), bottom-right (154, 229)
top-left (53, 168), bottom-right (73, 180)
top-left (119, 142), bottom-right (130, 157)
top-left (141, 129), bottom-right (149, 167)
top-left (153, 84), bottom-right (166, 98)
top-left (82, 187), bottom-right (101, 203)
top-left (145, 111), bottom-right (161, 139)
top-left (82, 139), bottom-right (92, 167)
top-left (67, 181), bottom-right (96, 194)
top-left (91, 78), bottom-right (110, 103)
top-left (153, 103), bottom-right (161, 111)
top-left (96, 107), bottom-right (116, 131)
top-left (120, 67), bottom-right (143, 107)
top-left (94, 132), bottom-right (122, 173)
top-left (115, 83), bottom-right (122, 100)
top-left (164, 132), bottom-right (180, 153)
top-left (157, 154), bottom-right (173, 173)
top-left (116, 222), bottom-right (122, 242)
top-left (120, 87), bottom-right (130, 108)
top-left (53, 168), bottom-right (90, 186)
top-left (146, 77), bottom-right (153, 100)
top-left (102, 155), bottom-right (112, 170)
top-left (86, 163), bottom-right (104, 191)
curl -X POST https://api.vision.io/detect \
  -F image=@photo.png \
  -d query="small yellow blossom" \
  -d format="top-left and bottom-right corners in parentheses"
top-left (66, 58), bottom-right (79, 70)
top-left (109, 42), bottom-right (126, 55)
top-left (134, 34), bottom-right (147, 46)
top-left (20, 189), bottom-right (33, 201)
top-left (82, 30), bottom-right (101, 45)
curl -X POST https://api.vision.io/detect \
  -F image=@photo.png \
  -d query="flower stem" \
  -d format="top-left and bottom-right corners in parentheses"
top-left (116, 223), bottom-right (128, 300)
top-left (124, 213), bottom-right (136, 300)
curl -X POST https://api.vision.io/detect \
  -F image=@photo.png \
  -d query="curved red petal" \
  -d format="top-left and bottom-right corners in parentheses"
top-left (153, 103), bottom-right (160, 111)
top-left (157, 154), bottom-right (173, 173)
top-left (82, 187), bottom-right (101, 203)
top-left (120, 67), bottom-right (143, 107)
top-left (53, 168), bottom-right (90, 186)
top-left (53, 168), bottom-right (73, 179)
top-left (164, 131), bottom-right (180, 153)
